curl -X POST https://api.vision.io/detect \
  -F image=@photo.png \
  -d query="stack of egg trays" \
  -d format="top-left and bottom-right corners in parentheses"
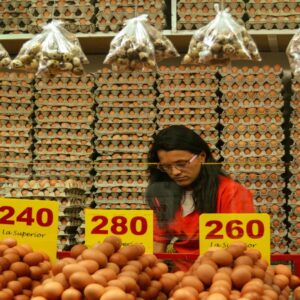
top-left (177, 0), bottom-right (245, 30)
top-left (288, 79), bottom-right (300, 254)
top-left (156, 65), bottom-right (220, 160)
top-left (33, 74), bottom-right (94, 187)
top-left (95, 0), bottom-right (166, 32)
top-left (0, 1), bottom-right (32, 33)
top-left (94, 68), bottom-right (156, 209)
top-left (219, 65), bottom-right (288, 253)
top-left (28, 0), bottom-right (95, 33)
top-left (246, 1), bottom-right (300, 30)
top-left (0, 72), bottom-right (34, 196)
top-left (0, 178), bottom-right (91, 250)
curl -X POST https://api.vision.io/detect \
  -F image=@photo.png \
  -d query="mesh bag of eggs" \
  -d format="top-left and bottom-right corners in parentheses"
top-left (104, 14), bottom-right (179, 72)
top-left (0, 43), bottom-right (11, 68)
top-left (183, 4), bottom-right (261, 66)
top-left (10, 20), bottom-right (88, 76)
top-left (287, 29), bottom-right (300, 77)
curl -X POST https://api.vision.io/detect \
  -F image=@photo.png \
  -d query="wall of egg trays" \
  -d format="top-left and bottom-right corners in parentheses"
top-left (1, 0), bottom-right (300, 34)
top-left (0, 65), bottom-right (299, 253)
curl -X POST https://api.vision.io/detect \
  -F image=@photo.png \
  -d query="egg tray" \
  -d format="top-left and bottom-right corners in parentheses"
top-left (157, 107), bottom-right (217, 118)
top-left (95, 123), bottom-right (156, 134)
top-left (94, 194), bottom-right (146, 204)
top-left (35, 123), bottom-right (92, 132)
top-left (33, 169), bottom-right (92, 179)
top-left (35, 112), bottom-right (94, 124)
top-left (35, 137), bottom-right (92, 147)
top-left (230, 170), bottom-right (285, 182)
top-left (157, 113), bottom-right (218, 124)
top-left (34, 143), bottom-right (93, 154)
top-left (221, 147), bottom-right (285, 159)
top-left (290, 111), bottom-right (300, 125)
top-left (34, 153), bottom-right (92, 162)
top-left (97, 117), bottom-right (155, 125)
top-left (157, 83), bottom-right (218, 93)
top-left (158, 96), bottom-right (218, 108)
top-left (0, 129), bottom-right (31, 139)
top-left (220, 98), bottom-right (284, 110)
top-left (219, 64), bottom-right (283, 76)
top-left (96, 94), bottom-right (156, 105)
top-left (0, 84), bottom-right (33, 94)
top-left (96, 103), bottom-right (156, 113)
top-left (35, 94), bottom-right (94, 107)
top-left (0, 1), bottom-right (31, 13)
top-left (157, 77), bottom-right (216, 87)
top-left (246, 1), bottom-right (300, 11)
top-left (220, 82), bottom-right (283, 93)
top-left (1, 113), bottom-right (32, 122)
top-left (0, 102), bottom-right (34, 114)
top-left (0, 18), bottom-right (31, 34)
top-left (95, 0), bottom-right (164, 9)
top-left (222, 139), bottom-right (285, 152)
top-left (94, 163), bottom-right (148, 172)
top-left (0, 168), bottom-right (32, 178)
top-left (95, 74), bottom-right (156, 85)
top-left (220, 72), bottom-right (281, 83)
top-left (96, 84), bottom-right (155, 93)
top-left (289, 163), bottom-right (300, 175)
top-left (96, 105), bottom-right (155, 115)
top-left (35, 76), bottom-right (94, 90)
top-left (223, 162), bottom-right (286, 174)
top-left (95, 174), bottom-right (148, 183)
top-left (157, 102), bottom-right (218, 111)
top-left (246, 18), bottom-right (299, 30)
top-left (0, 119), bottom-right (32, 129)
top-left (221, 92), bottom-right (282, 103)
top-left (0, 135), bottom-right (32, 146)
top-left (36, 87), bottom-right (92, 96)
top-left (95, 144), bottom-right (150, 154)
top-left (0, 151), bottom-right (32, 162)
top-left (220, 115), bottom-right (284, 126)
top-left (242, 180), bottom-right (285, 192)
top-left (221, 126), bottom-right (284, 138)
top-left (35, 127), bottom-right (93, 140)
top-left (223, 155), bottom-right (284, 166)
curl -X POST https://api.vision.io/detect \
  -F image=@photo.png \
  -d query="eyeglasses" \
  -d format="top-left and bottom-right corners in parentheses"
top-left (157, 154), bottom-right (199, 173)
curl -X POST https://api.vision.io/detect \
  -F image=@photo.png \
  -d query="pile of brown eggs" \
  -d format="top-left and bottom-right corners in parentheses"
top-left (0, 238), bottom-right (52, 300)
top-left (1, 237), bottom-right (300, 300)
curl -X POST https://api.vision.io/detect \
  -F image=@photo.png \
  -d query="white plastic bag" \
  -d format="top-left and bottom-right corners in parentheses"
top-left (104, 15), bottom-right (156, 72)
top-left (0, 43), bottom-right (11, 68)
top-left (11, 20), bottom-right (88, 76)
top-left (183, 4), bottom-right (261, 65)
top-left (287, 29), bottom-right (300, 77)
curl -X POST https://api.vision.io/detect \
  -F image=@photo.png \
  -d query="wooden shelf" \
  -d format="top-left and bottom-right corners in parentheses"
top-left (0, 29), bottom-right (296, 55)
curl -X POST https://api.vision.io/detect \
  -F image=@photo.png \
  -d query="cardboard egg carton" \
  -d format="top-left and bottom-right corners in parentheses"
top-left (246, 1), bottom-right (300, 14)
top-left (35, 137), bottom-right (92, 147)
top-left (157, 98), bottom-right (218, 109)
top-left (95, 179), bottom-right (147, 189)
top-left (97, 114), bottom-right (155, 124)
top-left (0, 15), bottom-right (31, 34)
top-left (220, 81), bottom-right (283, 93)
top-left (95, 71), bottom-right (156, 84)
top-left (220, 98), bottom-right (284, 109)
top-left (0, 72), bottom-right (34, 85)
top-left (221, 147), bottom-right (285, 159)
top-left (221, 123), bottom-right (284, 135)
top-left (0, 85), bottom-right (33, 97)
top-left (0, 96), bottom-right (32, 105)
top-left (231, 171), bottom-right (285, 185)
top-left (223, 162), bottom-right (285, 174)
top-left (0, 1), bottom-right (31, 11)
top-left (0, 120), bottom-right (32, 130)
top-left (35, 75), bottom-right (94, 90)
top-left (94, 191), bottom-right (145, 202)
top-left (95, 122), bottom-right (156, 134)
top-left (36, 87), bottom-right (92, 95)
top-left (159, 91), bottom-right (218, 101)
top-left (0, 135), bottom-right (32, 147)
top-left (94, 202), bottom-right (148, 210)
top-left (95, 142), bottom-right (150, 153)
top-left (97, 99), bottom-right (155, 110)
top-left (158, 76), bottom-right (216, 87)
top-left (35, 110), bottom-right (94, 123)
top-left (246, 16), bottom-right (299, 30)
top-left (0, 130), bottom-right (31, 138)
top-left (221, 71), bottom-right (281, 84)
top-left (158, 82), bottom-right (218, 93)
top-left (95, 0), bottom-right (164, 9)
top-left (0, 167), bottom-right (32, 180)
top-left (96, 11), bottom-right (165, 32)
top-left (35, 94), bottom-right (94, 107)
top-left (95, 170), bottom-right (148, 182)
top-left (157, 112), bottom-right (218, 125)
top-left (288, 241), bottom-right (300, 254)
top-left (35, 128), bottom-right (93, 140)
top-left (219, 65), bottom-right (283, 76)
top-left (34, 153), bottom-right (92, 161)
top-left (94, 159), bottom-right (148, 171)
top-left (0, 102), bottom-right (34, 115)
top-left (0, 151), bottom-right (31, 163)
top-left (96, 106), bottom-right (155, 116)
top-left (158, 107), bottom-right (218, 117)
top-left (222, 138), bottom-right (284, 151)
top-left (34, 169), bottom-right (91, 179)
top-left (221, 91), bottom-right (282, 103)
top-left (34, 143), bottom-right (93, 155)
top-left (158, 64), bottom-right (217, 75)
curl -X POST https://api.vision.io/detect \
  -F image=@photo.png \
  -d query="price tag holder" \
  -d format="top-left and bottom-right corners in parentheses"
top-left (199, 213), bottom-right (270, 263)
top-left (85, 209), bottom-right (153, 253)
top-left (0, 198), bottom-right (58, 263)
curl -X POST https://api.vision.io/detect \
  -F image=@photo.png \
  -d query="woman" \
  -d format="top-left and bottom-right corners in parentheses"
top-left (146, 125), bottom-right (255, 270)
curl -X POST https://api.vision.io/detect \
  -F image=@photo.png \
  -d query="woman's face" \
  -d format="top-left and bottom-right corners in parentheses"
top-left (157, 150), bottom-right (205, 188)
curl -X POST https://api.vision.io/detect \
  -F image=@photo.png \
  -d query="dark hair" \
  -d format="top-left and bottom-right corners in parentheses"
top-left (146, 125), bottom-right (225, 226)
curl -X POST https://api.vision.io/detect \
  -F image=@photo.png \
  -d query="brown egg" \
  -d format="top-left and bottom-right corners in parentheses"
top-left (244, 249), bottom-right (261, 263)
top-left (84, 283), bottom-right (105, 300)
top-left (195, 264), bottom-right (217, 286)
top-left (91, 272), bottom-right (107, 286)
top-left (7, 280), bottom-right (23, 295)
top-left (93, 242), bottom-right (115, 257)
top-left (231, 265), bottom-right (252, 289)
top-left (100, 288), bottom-right (127, 300)
top-left (10, 262), bottom-right (30, 277)
top-left (2, 238), bottom-right (17, 247)
top-left (53, 273), bottom-right (69, 290)
top-left (227, 242), bottom-right (247, 258)
top-left (106, 262), bottom-right (120, 274)
top-left (95, 268), bottom-right (117, 281)
top-left (0, 290), bottom-right (13, 300)
top-left (78, 260), bottom-right (99, 274)
top-left (273, 274), bottom-right (289, 289)
top-left (289, 275), bottom-right (300, 289)
top-left (0, 257), bottom-right (11, 271)
top-left (199, 291), bottom-right (209, 300)
top-left (103, 236), bottom-right (122, 251)
top-left (3, 270), bottom-right (17, 283)
top-left (274, 265), bottom-right (292, 278)
top-left (23, 253), bottom-right (44, 266)
top-left (234, 255), bottom-right (254, 267)
top-left (173, 287), bottom-right (198, 300)
top-left (70, 244), bottom-right (87, 259)
top-left (109, 253), bottom-right (128, 267)
top-left (62, 263), bottom-right (88, 279)
top-left (69, 271), bottom-right (95, 290)
top-left (43, 281), bottom-right (64, 300)
top-left (32, 285), bottom-right (46, 297)
top-left (61, 288), bottom-right (82, 300)
top-left (14, 295), bottom-right (30, 300)
top-left (211, 249), bottom-right (233, 267)
top-left (0, 244), bottom-right (9, 255)
top-left (18, 276), bottom-right (32, 289)
top-left (181, 275), bottom-right (204, 292)
top-left (293, 286), bottom-right (300, 300)
top-left (4, 253), bottom-right (20, 264)
top-left (137, 272), bottom-right (151, 289)
top-left (81, 249), bottom-right (107, 267)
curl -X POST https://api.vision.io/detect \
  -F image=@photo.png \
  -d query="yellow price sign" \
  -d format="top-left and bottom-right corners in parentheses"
top-left (0, 198), bottom-right (58, 263)
top-left (85, 209), bottom-right (153, 253)
top-left (199, 213), bottom-right (270, 263)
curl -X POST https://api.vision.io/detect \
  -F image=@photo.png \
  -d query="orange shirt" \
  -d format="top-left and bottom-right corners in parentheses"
top-left (153, 176), bottom-right (255, 270)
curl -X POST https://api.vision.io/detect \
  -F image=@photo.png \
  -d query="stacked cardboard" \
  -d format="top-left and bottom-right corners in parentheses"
top-left (177, 0), bottom-right (245, 30)
top-left (288, 78), bottom-right (300, 254)
top-left (94, 68), bottom-right (156, 209)
top-left (33, 75), bottom-right (94, 249)
top-left (0, 1), bottom-right (31, 33)
top-left (220, 65), bottom-right (288, 253)
top-left (156, 65), bottom-right (220, 160)
top-left (95, 0), bottom-right (166, 32)
top-left (246, 0), bottom-right (300, 30)
top-left (0, 72), bottom-right (34, 195)
top-left (28, 0), bottom-right (96, 33)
